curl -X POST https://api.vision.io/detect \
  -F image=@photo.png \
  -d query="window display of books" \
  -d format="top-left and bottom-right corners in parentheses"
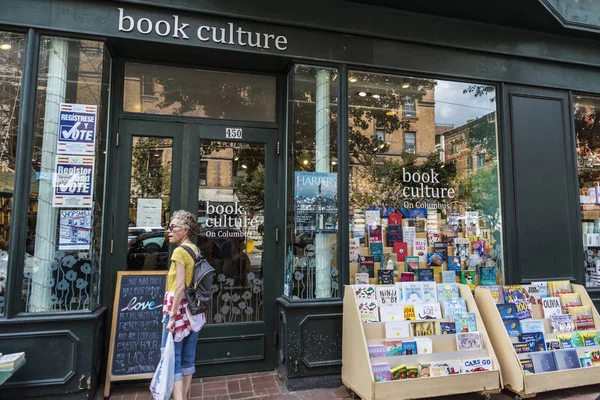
top-left (349, 207), bottom-right (503, 291)
top-left (352, 282), bottom-right (496, 382)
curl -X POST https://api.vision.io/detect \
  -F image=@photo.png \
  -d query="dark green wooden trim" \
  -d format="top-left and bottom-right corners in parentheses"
top-left (117, 112), bottom-right (279, 129)
top-left (338, 64), bottom-right (349, 293)
top-left (275, 72), bottom-right (287, 300)
top-left (276, 297), bottom-right (343, 309)
top-left (5, 28), bottom-right (39, 318)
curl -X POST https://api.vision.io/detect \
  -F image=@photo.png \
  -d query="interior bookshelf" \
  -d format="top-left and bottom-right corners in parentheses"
top-left (341, 283), bottom-right (502, 400)
top-left (474, 283), bottom-right (600, 399)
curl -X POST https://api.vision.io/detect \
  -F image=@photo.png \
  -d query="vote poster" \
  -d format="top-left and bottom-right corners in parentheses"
top-left (52, 155), bottom-right (95, 208)
top-left (57, 103), bottom-right (97, 155)
top-left (58, 209), bottom-right (92, 250)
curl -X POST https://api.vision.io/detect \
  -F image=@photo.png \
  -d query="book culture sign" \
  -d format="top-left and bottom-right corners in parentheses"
top-left (400, 168), bottom-right (455, 210)
top-left (294, 172), bottom-right (338, 233)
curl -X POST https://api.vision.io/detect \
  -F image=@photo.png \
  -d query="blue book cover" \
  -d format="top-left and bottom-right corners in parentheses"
top-left (447, 256), bottom-right (461, 274)
top-left (451, 312), bottom-right (477, 333)
top-left (442, 298), bottom-right (467, 317)
top-left (504, 319), bottom-right (521, 337)
top-left (427, 252), bottom-right (444, 267)
top-left (531, 351), bottom-right (557, 373)
top-left (479, 266), bottom-right (497, 286)
top-left (497, 303), bottom-right (518, 320)
top-left (402, 340), bottom-right (417, 355)
top-left (417, 268), bottom-right (434, 282)
top-left (370, 242), bottom-right (383, 262)
top-left (519, 332), bottom-right (546, 352)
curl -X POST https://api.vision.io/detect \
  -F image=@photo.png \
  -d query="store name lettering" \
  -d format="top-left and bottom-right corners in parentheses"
top-left (118, 8), bottom-right (288, 51)
top-left (204, 201), bottom-right (259, 234)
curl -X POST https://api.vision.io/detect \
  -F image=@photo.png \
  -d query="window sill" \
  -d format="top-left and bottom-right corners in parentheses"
top-left (277, 296), bottom-right (342, 308)
top-left (0, 306), bottom-right (106, 323)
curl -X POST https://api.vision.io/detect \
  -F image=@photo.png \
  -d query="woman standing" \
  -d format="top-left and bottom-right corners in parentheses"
top-left (162, 210), bottom-right (204, 400)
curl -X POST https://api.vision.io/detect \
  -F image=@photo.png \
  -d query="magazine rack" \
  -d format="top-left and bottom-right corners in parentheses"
top-left (342, 284), bottom-right (502, 400)
top-left (474, 284), bottom-right (600, 399)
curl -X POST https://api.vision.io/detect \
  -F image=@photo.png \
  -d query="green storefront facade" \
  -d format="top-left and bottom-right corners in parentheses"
top-left (0, 0), bottom-right (600, 398)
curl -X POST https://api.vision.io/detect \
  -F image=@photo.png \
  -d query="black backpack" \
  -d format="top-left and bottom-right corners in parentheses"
top-left (180, 245), bottom-right (215, 315)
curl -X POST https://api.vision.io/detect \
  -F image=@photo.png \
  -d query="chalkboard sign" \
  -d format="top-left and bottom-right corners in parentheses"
top-left (104, 271), bottom-right (167, 397)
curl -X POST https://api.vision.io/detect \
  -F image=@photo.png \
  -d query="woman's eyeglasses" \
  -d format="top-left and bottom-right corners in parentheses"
top-left (167, 224), bottom-right (183, 231)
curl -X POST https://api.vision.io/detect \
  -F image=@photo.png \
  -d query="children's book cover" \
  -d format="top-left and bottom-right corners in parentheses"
top-left (402, 282), bottom-right (424, 305)
top-left (442, 298), bottom-right (467, 318)
top-left (353, 284), bottom-right (376, 300)
top-left (531, 281), bottom-right (550, 298)
top-left (414, 303), bottom-right (442, 320)
top-left (461, 270), bottom-right (475, 290)
top-left (417, 268), bottom-right (434, 282)
top-left (382, 253), bottom-right (398, 271)
top-left (520, 319), bottom-right (545, 334)
top-left (358, 301), bottom-right (380, 323)
top-left (368, 344), bottom-right (386, 358)
top-left (385, 321), bottom-right (410, 338)
top-left (454, 238), bottom-right (470, 259)
top-left (452, 312), bottom-right (477, 332)
top-left (427, 230), bottom-right (441, 246)
top-left (416, 337), bottom-right (433, 354)
top-left (520, 358), bottom-right (535, 374)
top-left (559, 293), bottom-right (582, 313)
top-left (371, 363), bottom-right (392, 382)
top-left (531, 351), bottom-right (558, 373)
top-left (461, 357), bottom-right (493, 373)
top-left (442, 271), bottom-right (457, 284)
top-left (410, 321), bottom-right (438, 336)
top-left (393, 242), bottom-right (408, 262)
top-left (519, 332), bottom-right (546, 352)
top-left (541, 297), bottom-right (562, 318)
top-left (429, 360), bottom-right (461, 377)
top-left (400, 272), bottom-right (415, 282)
top-left (557, 333), bottom-right (575, 349)
top-left (503, 319), bottom-right (521, 337)
top-left (376, 285), bottom-right (399, 307)
top-left (413, 238), bottom-right (428, 262)
top-left (427, 252), bottom-right (444, 267)
top-left (401, 340), bottom-right (417, 355)
top-left (422, 281), bottom-right (438, 303)
top-left (580, 356), bottom-right (594, 368)
top-left (437, 283), bottom-right (459, 300)
top-left (447, 215), bottom-right (463, 233)
top-left (465, 211), bottom-right (479, 237)
top-left (503, 285), bottom-right (533, 320)
top-left (440, 321), bottom-right (457, 334)
top-left (486, 285), bottom-right (504, 304)
top-left (569, 305), bottom-right (595, 330)
top-left (579, 331), bottom-right (597, 347)
top-left (456, 332), bottom-right (482, 351)
top-left (434, 242), bottom-right (449, 258)
top-left (403, 305), bottom-right (416, 321)
top-left (354, 272), bottom-right (370, 285)
top-left (384, 339), bottom-right (403, 356)
top-left (402, 226), bottom-right (416, 248)
top-left (405, 256), bottom-right (419, 273)
top-left (554, 349), bottom-right (581, 370)
top-left (349, 237), bottom-right (361, 263)
top-left (548, 280), bottom-right (572, 297)
top-left (545, 339), bottom-right (561, 351)
top-left (394, 282), bottom-right (404, 304)
top-left (586, 350), bottom-right (600, 366)
top-left (523, 284), bottom-right (542, 305)
top-left (513, 342), bottom-right (531, 354)
top-left (370, 242), bottom-right (383, 263)
top-left (379, 306), bottom-right (405, 322)
top-left (447, 256), bottom-right (461, 274)
top-left (497, 303), bottom-right (517, 320)
top-left (550, 314), bottom-right (575, 333)
top-left (378, 269), bottom-right (395, 285)
top-left (479, 266), bottom-right (496, 286)
top-left (359, 256), bottom-right (375, 278)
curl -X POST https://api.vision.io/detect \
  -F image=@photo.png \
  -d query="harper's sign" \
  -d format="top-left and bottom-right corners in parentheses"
top-left (118, 8), bottom-right (289, 51)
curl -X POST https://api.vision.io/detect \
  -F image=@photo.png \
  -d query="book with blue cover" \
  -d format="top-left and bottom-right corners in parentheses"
top-left (519, 332), bottom-right (546, 352)
top-left (417, 268), bottom-right (434, 282)
top-left (370, 242), bottom-right (383, 262)
top-left (452, 312), bottom-right (477, 333)
top-left (447, 256), bottom-right (461, 274)
top-left (442, 298), bottom-right (467, 318)
top-left (437, 283), bottom-right (459, 300)
top-left (531, 351), bottom-right (557, 373)
top-left (479, 266), bottom-right (497, 286)
top-left (503, 285), bottom-right (533, 320)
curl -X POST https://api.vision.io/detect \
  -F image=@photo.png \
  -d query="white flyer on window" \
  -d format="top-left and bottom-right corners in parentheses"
top-left (136, 198), bottom-right (163, 227)
top-left (52, 155), bottom-right (95, 208)
top-left (58, 210), bottom-right (92, 250)
top-left (57, 103), bottom-right (97, 155)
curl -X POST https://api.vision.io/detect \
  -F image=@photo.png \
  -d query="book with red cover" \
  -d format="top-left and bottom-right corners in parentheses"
top-left (388, 212), bottom-right (403, 225)
top-left (394, 242), bottom-right (408, 262)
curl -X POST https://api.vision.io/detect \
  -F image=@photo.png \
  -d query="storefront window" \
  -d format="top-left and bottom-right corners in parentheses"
top-left (123, 63), bottom-right (276, 122)
top-left (22, 37), bottom-right (110, 313)
top-left (0, 31), bottom-right (25, 315)
top-left (348, 71), bottom-right (503, 288)
top-left (285, 65), bottom-right (339, 300)
top-left (575, 95), bottom-right (600, 288)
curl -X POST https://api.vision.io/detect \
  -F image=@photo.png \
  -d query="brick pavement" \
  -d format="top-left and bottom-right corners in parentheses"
top-left (103, 370), bottom-right (600, 400)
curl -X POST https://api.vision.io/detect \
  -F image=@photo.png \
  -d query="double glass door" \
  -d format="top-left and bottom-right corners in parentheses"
top-left (114, 119), bottom-right (277, 375)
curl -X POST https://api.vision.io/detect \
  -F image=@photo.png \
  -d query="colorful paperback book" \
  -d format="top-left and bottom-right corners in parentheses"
top-left (531, 281), bottom-right (550, 299)
top-left (349, 237), bottom-right (361, 263)
top-left (402, 226), bottom-right (416, 248)
top-left (359, 256), bottom-right (375, 278)
top-left (403, 305), bottom-right (416, 321)
top-left (429, 360), bottom-right (461, 377)
top-left (410, 321), bottom-right (438, 336)
top-left (442, 298), bottom-right (467, 318)
top-left (414, 303), bottom-right (442, 320)
top-left (387, 225), bottom-right (404, 247)
top-left (531, 351), bottom-right (557, 373)
top-left (417, 268), bottom-right (434, 282)
top-left (405, 256), bottom-right (419, 273)
top-left (452, 312), bottom-right (477, 332)
top-left (380, 306), bottom-right (405, 322)
top-left (503, 285), bottom-right (533, 320)
top-left (358, 301), bottom-right (380, 323)
top-left (541, 297), bottom-right (562, 318)
top-left (378, 269), bottom-right (394, 285)
top-left (580, 356), bottom-right (594, 368)
top-left (497, 303), bottom-right (518, 320)
top-left (479, 266), bottom-right (496, 286)
top-left (437, 283), bottom-right (459, 300)
top-left (554, 349), bottom-right (581, 370)
top-left (368, 225), bottom-right (383, 244)
top-left (382, 253), bottom-right (398, 271)
top-left (546, 339), bottom-right (561, 350)
top-left (579, 331), bottom-right (597, 347)
top-left (413, 238), bottom-right (428, 262)
top-left (447, 256), bottom-right (461, 274)
top-left (523, 284), bottom-right (543, 305)
top-left (402, 282), bottom-right (424, 305)
top-left (504, 319), bottom-right (521, 337)
top-left (422, 281), bottom-right (437, 303)
top-left (456, 331), bottom-right (482, 351)
top-left (442, 271), bottom-right (457, 284)
top-left (465, 211), bottom-right (479, 237)
top-left (353, 284), bottom-right (376, 300)
top-left (402, 340), bottom-right (417, 356)
top-left (585, 350), bottom-right (600, 365)
top-left (393, 242), bottom-right (408, 262)
top-left (416, 337), bottom-right (433, 354)
top-left (471, 240), bottom-right (486, 257)
top-left (372, 363), bottom-right (392, 382)
top-left (513, 342), bottom-right (531, 354)
top-left (520, 319), bottom-right (545, 334)
top-left (461, 270), bottom-right (476, 289)
top-left (520, 358), bottom-right (535, 374)
top-left (368, 344), bottom-right (386, 358)
top-left (354, 272), bottom-right (369, 285)
top-left (376, 285), bottom-right (399, 307)
top-left (365, 210), bottom-right (381, 229)
top-left (440, 321), bottom-right (457, 334)
top-left (557, 333), bottom-right (575, 349)
top-left (428, 230), bottom-right (441, 245)
top-left (427, 252), bottom-right (444, 267)
top-left (548, 280), bottom-right (572, 297)
top-left (559, 293), bottom-right (582, 313)
top-left (447, 215), bottom-right (463, 233)
top-left (385, 321), bottom-right (410, 338)
top-left (370, 242), bottom-right (383, 262)
top-left (400, 272), bottom-right (415, 282)
top-left (384, 339), bottom-right (403, 356)
top-left (454, 238), bottom-right (470, 260)
top-left (388, 211), bottom-right (403, 225)
top-left (434, 242), bottom-right (449, 258)
top-left (550, 314), bottom-right (575, 333)
top-left (486, 285), bottom-right (504, 304)
top-left (569, 305), bottom-right (595, 331)
top-left (461, 357), bottom-right (492, 373)
top-left (519, 332), bottom-right (546, 352)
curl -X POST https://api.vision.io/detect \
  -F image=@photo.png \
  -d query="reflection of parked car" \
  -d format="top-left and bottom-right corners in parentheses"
top-left (127, 230), bottom-right (169, 270)
top-left (128, 226), bottom-right (164, 241)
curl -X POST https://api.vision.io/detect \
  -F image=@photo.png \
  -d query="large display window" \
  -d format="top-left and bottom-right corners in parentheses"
top-left (347, 71), bottom-right (503, 288)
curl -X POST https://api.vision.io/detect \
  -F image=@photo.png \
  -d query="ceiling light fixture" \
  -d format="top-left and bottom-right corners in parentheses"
top-left (386, 111), bottom-right (397, 116)
top-left (241, 164), bottom-right (248, 169)
top-left (401, 81), bottom-right (411, 89)
top-left (358, 91), bottom-right (367, 97)
top-left (303, 159), bottom-right (309, 165)
top-left (234, 156), bottom-right (239, 161)
top-left (331, 161), bottom-right (338, 165)
top-left (379, 144), bottom-right (385, 149)
top-left (349, 76), bottom-right (358, 83)
top-left (0, 44), bottom-right (11, 51)
top-left (372, 94), bottom-right (381, 99)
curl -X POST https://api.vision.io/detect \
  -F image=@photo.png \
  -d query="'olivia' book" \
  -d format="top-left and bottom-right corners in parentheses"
top-left (541, 297), bottom-right (562, 318)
